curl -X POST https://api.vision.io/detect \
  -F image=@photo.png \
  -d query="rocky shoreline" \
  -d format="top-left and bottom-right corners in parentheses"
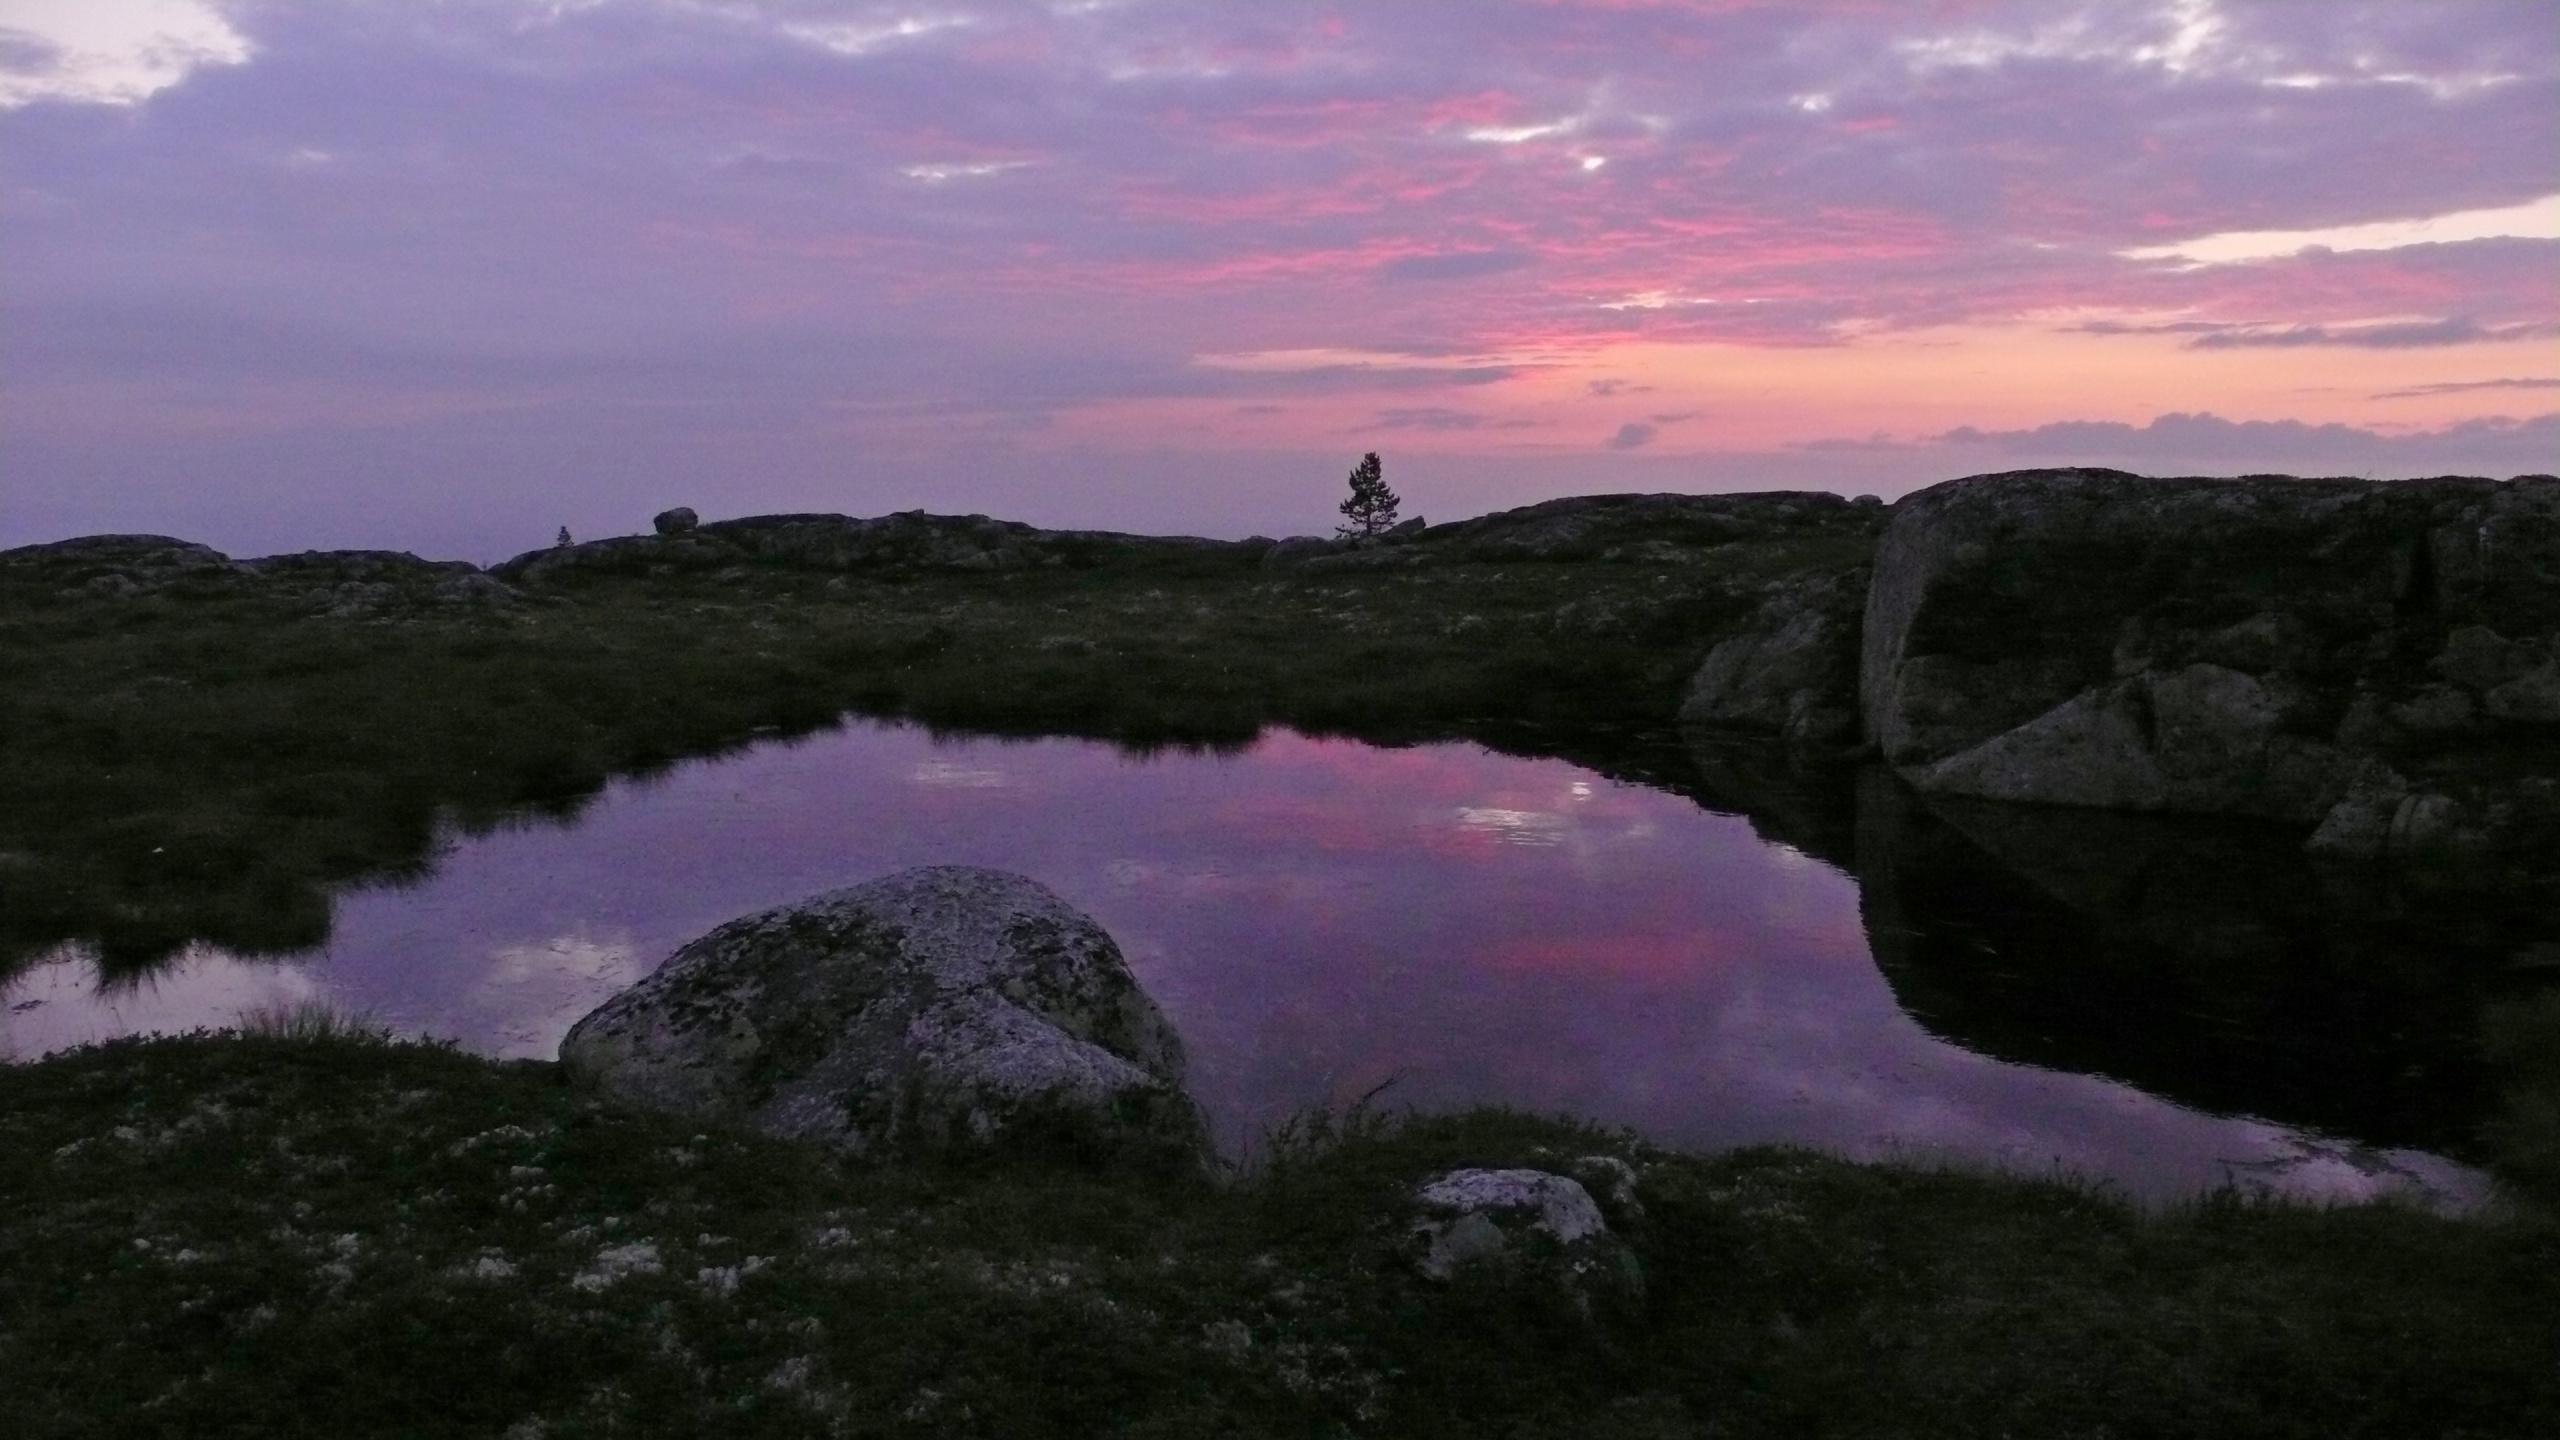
top-left (583, 466), bottom-right (2560, 866)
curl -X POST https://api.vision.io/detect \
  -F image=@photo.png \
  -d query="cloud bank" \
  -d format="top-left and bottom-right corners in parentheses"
top-left (1, 1), bottom-right (2551, 554)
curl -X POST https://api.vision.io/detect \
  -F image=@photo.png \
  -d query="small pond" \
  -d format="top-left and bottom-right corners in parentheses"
top-left (1, 721), bottom-right (2496, 1208)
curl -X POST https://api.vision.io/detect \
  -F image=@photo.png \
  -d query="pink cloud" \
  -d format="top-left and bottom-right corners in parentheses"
top-left (4, 1), bottom-right (2552, 553)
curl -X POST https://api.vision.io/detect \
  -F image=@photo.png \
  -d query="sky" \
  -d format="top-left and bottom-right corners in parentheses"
top-left (2, 0), bottom-right (2554, 561)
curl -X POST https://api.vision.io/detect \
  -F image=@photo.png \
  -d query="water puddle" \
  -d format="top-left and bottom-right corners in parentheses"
top-left (3, 721), bottom-right (2493, 1208)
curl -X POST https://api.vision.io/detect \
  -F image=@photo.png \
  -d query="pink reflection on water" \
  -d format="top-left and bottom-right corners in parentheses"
top-left (0, 721), bottom-right (2488, 1208)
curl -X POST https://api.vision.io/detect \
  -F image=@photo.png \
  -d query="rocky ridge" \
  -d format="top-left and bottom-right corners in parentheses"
top-left (5, 533), bottom-right (527, 619)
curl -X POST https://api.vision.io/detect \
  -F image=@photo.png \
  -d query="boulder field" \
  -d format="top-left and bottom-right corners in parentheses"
top-left (1686, 468), bottom-right (2560, 860)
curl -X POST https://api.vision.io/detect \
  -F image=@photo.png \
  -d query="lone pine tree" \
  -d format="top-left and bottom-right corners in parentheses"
top-left (1336, 451), bottom-right (1401, 539)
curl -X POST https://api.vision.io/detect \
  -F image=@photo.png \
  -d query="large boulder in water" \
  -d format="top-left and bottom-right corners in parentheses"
top-left (559, 867), bottom-right (1207, 1167)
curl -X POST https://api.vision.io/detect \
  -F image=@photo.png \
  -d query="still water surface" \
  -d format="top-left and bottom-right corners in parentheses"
top-left (2, 722), bottom-right (2484, 1207)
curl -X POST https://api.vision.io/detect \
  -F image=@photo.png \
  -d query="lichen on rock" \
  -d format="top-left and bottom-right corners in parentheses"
top-left (1406, 1167), bottom-right (1641, 1312)
top-left (559, 866), bottom-right (1207, 1168)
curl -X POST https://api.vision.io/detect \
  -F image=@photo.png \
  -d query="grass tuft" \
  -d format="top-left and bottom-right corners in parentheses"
top-left (231, 999), bottom-right (393, 1044)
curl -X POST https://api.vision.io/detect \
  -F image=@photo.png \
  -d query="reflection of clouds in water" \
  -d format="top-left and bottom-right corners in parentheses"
top-left (1453, 807), bottom-right (1568, 845)
top-left (0, 946), bottom-right (323, 1061)
top-left (910, 760), bottom-right (1007, 788)
top-left (9, 721), bottom-right (2491, 1212)
top-left (1732, 1046), bottom-right (2493, 1213)
top-left (463, 934), bottom-right (647, 1060)
top-left (2215, 1134), bottom-right (2491, 1212)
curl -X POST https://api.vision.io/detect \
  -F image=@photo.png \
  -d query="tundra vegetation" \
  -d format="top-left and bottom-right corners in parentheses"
top-left (3, 481), bottom-right (2557, 1435)
top-left (4, 1030), bottom-right (2553, 1438)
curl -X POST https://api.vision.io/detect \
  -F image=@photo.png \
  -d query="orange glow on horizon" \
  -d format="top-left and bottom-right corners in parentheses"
top-left (1049, 323), bottom-right (2560, 457)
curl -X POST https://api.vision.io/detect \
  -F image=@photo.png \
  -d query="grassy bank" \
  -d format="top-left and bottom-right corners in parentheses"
top-left (6, 1031), bottom-right (2555, 1439)
top-left (0, 507), bottom-right (1875, 980)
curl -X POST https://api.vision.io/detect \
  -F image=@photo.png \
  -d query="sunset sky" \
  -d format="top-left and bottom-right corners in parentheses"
top-left (3, 0), bottom-right (2554, 559)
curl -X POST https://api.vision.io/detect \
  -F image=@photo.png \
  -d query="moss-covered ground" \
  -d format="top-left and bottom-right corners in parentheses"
top-left (5, 1031), bottom-right (2553, 1440)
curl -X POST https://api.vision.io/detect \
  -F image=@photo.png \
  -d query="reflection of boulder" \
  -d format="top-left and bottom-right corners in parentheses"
top-left (1678, 730), bottom-right (1862, 873)
top-left (561, 867), bottom-right (1207, 1167)
top-left (1860, 469), bottom-right (2560, 848)
top-left (1854, 770), bottom-right (2532, 1151)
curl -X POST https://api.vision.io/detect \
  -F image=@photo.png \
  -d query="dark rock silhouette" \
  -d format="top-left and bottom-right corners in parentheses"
top-left (1859, 469), bottom-right (2560, 858)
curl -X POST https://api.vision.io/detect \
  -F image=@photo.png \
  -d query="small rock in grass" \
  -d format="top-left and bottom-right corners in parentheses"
top-left (1410, 1168), bottom-right (1607, 1280)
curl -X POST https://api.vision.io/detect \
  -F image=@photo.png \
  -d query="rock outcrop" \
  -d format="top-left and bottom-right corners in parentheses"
top-left (1859, 469), bottom-right (2560, 852)
top-left (0, 535), bottom-right (525, 618)
top-left (1425, 490), bottom-right (1881, 564)
top-left (1678, 567), bottom-right (1868, 748)
top-left (495, 510), bottom-right (1240, 584)
top-left (559, 867), bottom-right (1207, 1167)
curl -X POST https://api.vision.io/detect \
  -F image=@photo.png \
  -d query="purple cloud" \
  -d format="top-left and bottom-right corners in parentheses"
top-left (1376, 251), bottom-right (1535, 283)
top-left (1374, 407), bottom-right (1539, 431)
top-left (1941, 410), bottom-right (2560, 470)
top-left (2187, 318), bottom-right (2558, 349)
top-left (2373, 377), bottom-right (2560, 399)
top-left (1, 2), bottom-right (2553, 553)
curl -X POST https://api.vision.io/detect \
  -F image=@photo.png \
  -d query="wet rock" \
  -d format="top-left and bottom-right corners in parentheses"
top-left (653, 506), bottom-right (700, 536)
top-left (559, 867), bottom-right (1207, 1167)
